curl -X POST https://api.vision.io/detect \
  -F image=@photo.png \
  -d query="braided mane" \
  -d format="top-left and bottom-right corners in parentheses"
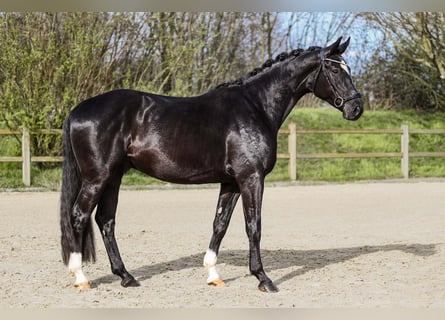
top-left (215, 46), bottom-right (321, 89)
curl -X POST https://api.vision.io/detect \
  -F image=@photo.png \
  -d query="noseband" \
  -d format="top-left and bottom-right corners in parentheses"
top-left (312, 48), bottom-right (361, 109)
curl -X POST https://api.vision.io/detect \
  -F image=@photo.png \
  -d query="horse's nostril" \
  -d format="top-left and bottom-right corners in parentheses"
top-left (354, 105), bottom-right (362, 115)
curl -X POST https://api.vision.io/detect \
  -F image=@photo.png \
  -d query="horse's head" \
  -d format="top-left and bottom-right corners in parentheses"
top-left (307, 37), bottom-right (363, 121)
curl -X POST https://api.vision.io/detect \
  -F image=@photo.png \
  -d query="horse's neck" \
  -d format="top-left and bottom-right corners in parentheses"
top-left (244, 60), bottom-right (315, 132)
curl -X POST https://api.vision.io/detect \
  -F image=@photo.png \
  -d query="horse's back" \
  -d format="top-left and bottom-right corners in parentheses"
top-left (69, 89), bottom-right (143, 121)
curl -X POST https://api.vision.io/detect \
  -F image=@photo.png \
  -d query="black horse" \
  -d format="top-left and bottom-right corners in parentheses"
top-left (60, 37), bottom-right (363, 293)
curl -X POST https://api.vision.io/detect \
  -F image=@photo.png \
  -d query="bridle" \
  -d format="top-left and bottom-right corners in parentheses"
top-left (312, 48), bottom-right (362, 110)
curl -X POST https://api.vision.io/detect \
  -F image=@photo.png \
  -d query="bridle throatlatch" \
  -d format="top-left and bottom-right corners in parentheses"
top-left (312, 48), bottom-right (362, 110)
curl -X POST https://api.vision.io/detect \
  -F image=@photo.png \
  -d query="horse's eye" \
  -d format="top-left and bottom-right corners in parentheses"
top-left (332, 68), bottom-right (339, 74)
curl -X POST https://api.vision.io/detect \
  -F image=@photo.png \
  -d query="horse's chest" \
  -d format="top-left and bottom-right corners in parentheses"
top-left (227, 128), bottom-right (277, 171)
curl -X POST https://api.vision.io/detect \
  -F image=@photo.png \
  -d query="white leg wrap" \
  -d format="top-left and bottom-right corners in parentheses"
top-left (68, 252), bottom-right (89, 285)
top-left (203, 249), bottom-right (221, 283)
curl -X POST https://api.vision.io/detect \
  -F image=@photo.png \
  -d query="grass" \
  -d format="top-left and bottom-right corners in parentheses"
top-left (273, 108), bottom-right (445, 182)
top-left (1, 108), bottom-right (445, 189)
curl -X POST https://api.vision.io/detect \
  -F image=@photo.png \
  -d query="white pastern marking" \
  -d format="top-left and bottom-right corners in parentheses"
top-left (203, 249), bottom-right (221, 283)
top-left (203, 249), bottom-right (217, 267)
top-left (68, 252), bottom-right (82, 271)
top-left (68, 252), bottom-right (89, 285)
top-left (207, 266), bottom-right (220, 283)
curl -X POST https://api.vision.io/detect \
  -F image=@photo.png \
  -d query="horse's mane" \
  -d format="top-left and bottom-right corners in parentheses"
top-left (215, 46), bottom-right (321, 89)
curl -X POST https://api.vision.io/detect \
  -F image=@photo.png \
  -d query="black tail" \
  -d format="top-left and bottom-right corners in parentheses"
top-left (60, 116), bottom-right (96, 265)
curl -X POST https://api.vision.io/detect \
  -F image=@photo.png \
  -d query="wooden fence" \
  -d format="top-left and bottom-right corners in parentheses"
top-left (278, 123), bottom-right (445, 180)
top-left (0, 128), bottom-right (63, 186)
top-left (1, 124), bottom-right (445, 186)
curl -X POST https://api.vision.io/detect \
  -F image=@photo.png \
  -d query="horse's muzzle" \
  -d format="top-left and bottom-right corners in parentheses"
top-left (342, 100), bottom-right (363, 121)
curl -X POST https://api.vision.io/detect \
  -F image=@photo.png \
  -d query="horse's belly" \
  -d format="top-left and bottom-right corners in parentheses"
top-left (128, 147), bottom-right (225, 184)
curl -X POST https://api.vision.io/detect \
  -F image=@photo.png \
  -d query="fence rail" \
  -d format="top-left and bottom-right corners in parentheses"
top-left (277, 123), bottom-right (445, 181)
top-left (1, 125), bottom-right (445, 186)
top-left (0, 129), bottom-right (63, 186)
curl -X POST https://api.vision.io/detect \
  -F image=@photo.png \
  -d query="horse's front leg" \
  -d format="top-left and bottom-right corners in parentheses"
top-left (204, 183), bottom-right (240, 287)
top-left (239, 173), bottom-right (279, 293)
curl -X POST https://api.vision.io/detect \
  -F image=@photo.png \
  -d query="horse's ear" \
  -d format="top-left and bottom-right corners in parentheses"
top-left (324, 37), bottom-right (350, 56)
top-left (337, 37), bottom-right (350, 55)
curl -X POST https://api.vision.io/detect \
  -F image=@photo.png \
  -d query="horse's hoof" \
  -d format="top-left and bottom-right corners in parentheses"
top-left (207, 278), bottom-right (225, 287)
top-left (121, 278), bottom-right (140, 288)
top-left (74, 282), bottom-right (91, 290)
top-left (258, 280), bottom-right (279, 293)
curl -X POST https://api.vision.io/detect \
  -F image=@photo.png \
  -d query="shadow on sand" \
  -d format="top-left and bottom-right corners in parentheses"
top-left (92, 243), bottom-right (438, 287)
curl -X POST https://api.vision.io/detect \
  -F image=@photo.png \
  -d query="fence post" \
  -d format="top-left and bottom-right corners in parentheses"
top-left (288, 122), bottom-right (297, 181)
top-left (401, 124), bottom-right (409, 179)
top-left (22, 128), bottom-right (31, 186)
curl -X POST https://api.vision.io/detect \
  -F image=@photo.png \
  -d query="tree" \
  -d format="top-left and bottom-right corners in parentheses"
top-left (0, 12), bottom-right (150, 155)
top-left (359, 12), bottom-right (445, 111)
top-left (0, 12), bottom-right (289, 157)
top-left (0, 11), bottom-right (368, 158)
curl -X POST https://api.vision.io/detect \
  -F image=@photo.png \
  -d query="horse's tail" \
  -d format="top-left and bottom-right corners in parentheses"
top-left (60, 116), bottom-right (96, 265)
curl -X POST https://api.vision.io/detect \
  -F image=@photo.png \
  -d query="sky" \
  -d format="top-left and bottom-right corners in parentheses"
top-left (279, 12), bottom-right (386, 73)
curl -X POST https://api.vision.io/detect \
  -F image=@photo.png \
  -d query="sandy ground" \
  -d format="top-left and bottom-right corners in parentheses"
top-left (0, 180), bottom-right (444, 308)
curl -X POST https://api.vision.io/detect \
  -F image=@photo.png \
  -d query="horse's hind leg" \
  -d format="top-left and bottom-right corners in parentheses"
top-left (95, 174), bottom-right (140, 288)
top-left (204, 183), bottom-right (240, 287)
top-left (69, 180), bottom-right (105, 289)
